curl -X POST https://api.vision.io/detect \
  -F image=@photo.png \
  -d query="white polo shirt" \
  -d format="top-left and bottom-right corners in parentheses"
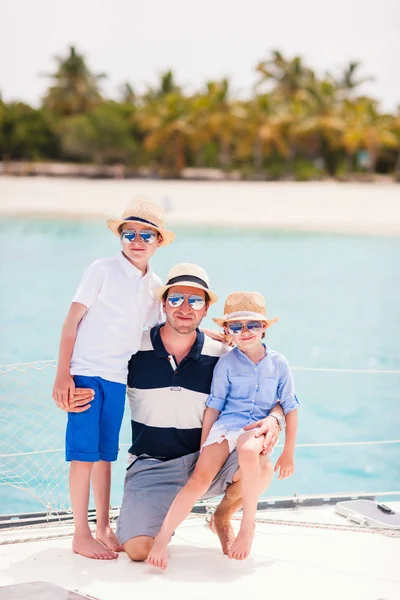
top-left (70, 252), bottom-right (162, 384)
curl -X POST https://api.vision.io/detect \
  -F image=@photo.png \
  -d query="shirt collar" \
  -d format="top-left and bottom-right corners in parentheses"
top-left (115, 252), bottom-right (152, 279)
top-left (150, 324), bottom-right (204, 361)
top-left (234, 343), bottom-right (269, 364)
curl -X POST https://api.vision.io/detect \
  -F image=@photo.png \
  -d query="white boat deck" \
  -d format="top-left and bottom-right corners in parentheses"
top-left (1, 502), bottom-right (399, 600)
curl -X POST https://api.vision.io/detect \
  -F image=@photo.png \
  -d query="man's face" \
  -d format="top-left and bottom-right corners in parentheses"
top-left (120, 222), bottom-right (161, 267)
top-left (163, 285), bottom-right (208, 334)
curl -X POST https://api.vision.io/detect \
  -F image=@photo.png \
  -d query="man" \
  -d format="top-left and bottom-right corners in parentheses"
top-left (66, 263), bottom-right (284, 561)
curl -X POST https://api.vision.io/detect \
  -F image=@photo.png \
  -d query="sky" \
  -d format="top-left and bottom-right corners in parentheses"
top-left (1, 0), bottom-right (399, 112)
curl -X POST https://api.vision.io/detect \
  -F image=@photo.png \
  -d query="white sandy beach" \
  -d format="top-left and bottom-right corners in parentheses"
top-left (0, 177), bottom-right (399, 235)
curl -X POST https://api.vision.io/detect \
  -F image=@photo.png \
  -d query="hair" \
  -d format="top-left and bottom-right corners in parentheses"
top-left (163, 289), bottom-right (210, 307)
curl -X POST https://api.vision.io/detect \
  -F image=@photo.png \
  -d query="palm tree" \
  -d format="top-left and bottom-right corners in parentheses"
top-left (43, 46), bottom-right (105, 116)
top-left (293, 77), bottom-right (345, 175)
top-left (337, 61), bottom-right (373, 99)
top-left (256, 50), bottom-right (313, 103)
top-left (192, 79), bottom-right (240, 171)
top-left (341, 97), bottom-right (398, 174)
top-left (136, 90), bottom-right (193, 176)
top-left (236, 95), bottom-right (289, 177)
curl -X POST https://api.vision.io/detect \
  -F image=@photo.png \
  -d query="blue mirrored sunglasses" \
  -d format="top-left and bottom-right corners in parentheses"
top-left (167, 293), bottom-right (205, 310)
top-left (227, 321), bottom-right (263, 335)
top-left (120, 229), bottom-right (157, 244)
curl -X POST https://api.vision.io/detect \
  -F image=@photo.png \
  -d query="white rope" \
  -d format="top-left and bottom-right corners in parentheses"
top-left (291, 366), bottom-right (400, 373)
top-left (1, 439), bottom-right (400, 460)
top-left (1, 359), bottom-right (400, 374)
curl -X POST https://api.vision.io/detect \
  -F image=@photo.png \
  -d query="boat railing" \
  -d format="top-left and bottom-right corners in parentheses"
top-left (1, 359), bottom-right (399, 520)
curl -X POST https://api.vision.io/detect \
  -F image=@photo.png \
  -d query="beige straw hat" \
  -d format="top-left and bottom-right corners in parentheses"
top-left (213, 291), bottom-right (278, 328)
top-left (156, 263), bottom-right (218, 305)
top-left (107, 197), bottom-right (175, 246)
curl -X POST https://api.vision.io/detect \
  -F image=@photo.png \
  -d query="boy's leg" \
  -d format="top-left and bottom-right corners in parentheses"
top-left (91, 461), bottom-right (121, 552)
top-left (70, 462), bottom-right (116, 559)
top-left (67, 376), bottom-right (118, 560)
top-left (228, 431), bottom-right (264, 560)
top-left (94, 379), bottom-right (126, 552)
top-left (147, 441), bottom-right (230, 569)
top-left (210, 455), bottom-right (273, 553)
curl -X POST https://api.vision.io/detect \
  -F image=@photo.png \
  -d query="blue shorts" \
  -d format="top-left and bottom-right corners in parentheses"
top-left (66, 375), bottom-right (126, 462)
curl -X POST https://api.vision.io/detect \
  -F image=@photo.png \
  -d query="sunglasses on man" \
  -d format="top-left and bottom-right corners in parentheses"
top-left (226, 321), bottom-right (264, 335)
top-left (120, 230), bottom-right (158, 244)
top-left (167, 293), bottom-right (206, 310)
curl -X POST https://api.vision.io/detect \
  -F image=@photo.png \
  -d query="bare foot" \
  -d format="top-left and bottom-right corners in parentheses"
top-left (209, 514), bottom-right (236, 555)
top-left (96, 525), bottom-right (122, 552)
top-left (73, 533), bottom-right (118, 560)
top-left (228, 525), bottom-right (254, 560)
top-left (146, 538), bottom-right (169, 569)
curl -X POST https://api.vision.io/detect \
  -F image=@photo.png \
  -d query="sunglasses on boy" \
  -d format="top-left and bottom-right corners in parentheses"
top-left (226, 320), bottom-right (264, 335)
top-left (120, 229), bottom-right (158, 244)
top-left (167, 293), bottom-right (206, 310)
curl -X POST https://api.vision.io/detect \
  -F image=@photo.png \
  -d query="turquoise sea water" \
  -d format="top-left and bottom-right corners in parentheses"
top-left (0, 218), bottom-right (399, 514)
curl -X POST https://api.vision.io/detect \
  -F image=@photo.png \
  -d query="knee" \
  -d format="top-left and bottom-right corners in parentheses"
top-left (238, 442), bottom-right (260, 463)
top-left (188, 470), bottom-right (213, 495)
top-left (123, 536), bottom-right (153, 562)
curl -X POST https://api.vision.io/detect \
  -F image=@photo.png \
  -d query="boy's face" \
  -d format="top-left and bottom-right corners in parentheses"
top-left (163, 285), bottom-right (208, 334)
top-left (225, 320), bottom-right (267, 352)
top-left (120, 222), bottom-right (162, 269)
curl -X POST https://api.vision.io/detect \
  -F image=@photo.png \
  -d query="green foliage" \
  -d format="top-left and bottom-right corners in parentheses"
top-left (0, 102), bottom-right (59, 160)
top-left (1, 46), bottom-right (399, 178)
top-left (293, 159), bottom-right (325, 181)
top-left (60, 102), bottom-right (137, 164)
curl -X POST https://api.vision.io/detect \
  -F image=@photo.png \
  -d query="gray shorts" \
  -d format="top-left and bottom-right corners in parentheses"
top-left (116, 450), bottom-right (239, 544)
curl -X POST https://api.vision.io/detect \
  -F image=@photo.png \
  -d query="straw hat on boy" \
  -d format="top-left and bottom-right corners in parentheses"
top-left (155, 263), bottom-right (218, 305)
top-left (107, 197), bottom-right (175, 246)
top-left (213, 291), bottom-right (278, 328)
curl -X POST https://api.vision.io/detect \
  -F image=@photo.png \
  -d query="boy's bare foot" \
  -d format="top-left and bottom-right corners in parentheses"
top-left (228, 525), bottom-right (254, 560)
top-left (146, 538), bottom-right (169, 569)
top-left (73, 533), bottom-right (119, 559)
top-left (209, 514), bottom-right (236, 555)
top-left (96, 525), bottom-right (122, 552)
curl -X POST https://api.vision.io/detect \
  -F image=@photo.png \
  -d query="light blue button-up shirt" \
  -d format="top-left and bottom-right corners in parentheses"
top-left (206, 345), bottom-right (299, 429)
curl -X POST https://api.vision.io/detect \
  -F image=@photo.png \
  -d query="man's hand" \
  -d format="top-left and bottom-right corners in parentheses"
top-left (54, 387), bottom-right (94, 413)
top-left (274, 450), bottom-right (295, 480)
top-left (243, 416), bottom-right (280, 455)
top-left (202, 328), bottom-right (234, 346)
top-left (53, 371), bottom-right (75, 410)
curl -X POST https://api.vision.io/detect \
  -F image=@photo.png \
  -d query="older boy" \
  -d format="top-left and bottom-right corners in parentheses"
top-left (52, 197), bottom-right (174, 560)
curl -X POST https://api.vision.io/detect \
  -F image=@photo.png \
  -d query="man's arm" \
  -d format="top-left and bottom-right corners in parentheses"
top-left (52, 302), bottom-right (87, 410)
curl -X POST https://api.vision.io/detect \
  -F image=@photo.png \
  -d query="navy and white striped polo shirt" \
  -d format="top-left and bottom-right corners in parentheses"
top-left (127, 324), bottom-right (229, 463)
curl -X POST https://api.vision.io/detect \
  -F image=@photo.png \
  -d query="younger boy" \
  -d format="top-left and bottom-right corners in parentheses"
top-left (52, 197), bottom-right (174, 560)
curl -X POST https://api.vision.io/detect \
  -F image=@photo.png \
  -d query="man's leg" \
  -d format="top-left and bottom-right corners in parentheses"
top-left (123, 536), bottom-right (154, 562)
top-left (116, 454), bottom-right (196, 562)
top-left (211, 452), bottom-right (273, 554)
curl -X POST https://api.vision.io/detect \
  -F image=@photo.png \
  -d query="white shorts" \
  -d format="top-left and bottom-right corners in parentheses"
top-left (202, 422), bottom-right (247, 453)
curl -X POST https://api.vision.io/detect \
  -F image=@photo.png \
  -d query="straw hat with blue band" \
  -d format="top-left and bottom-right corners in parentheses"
top-left (213, 291), bottom-right (278, 327)
top-left (155, 263), bottom-right (218, 305)
top-left (107, 197), bottom-right (175, 246)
